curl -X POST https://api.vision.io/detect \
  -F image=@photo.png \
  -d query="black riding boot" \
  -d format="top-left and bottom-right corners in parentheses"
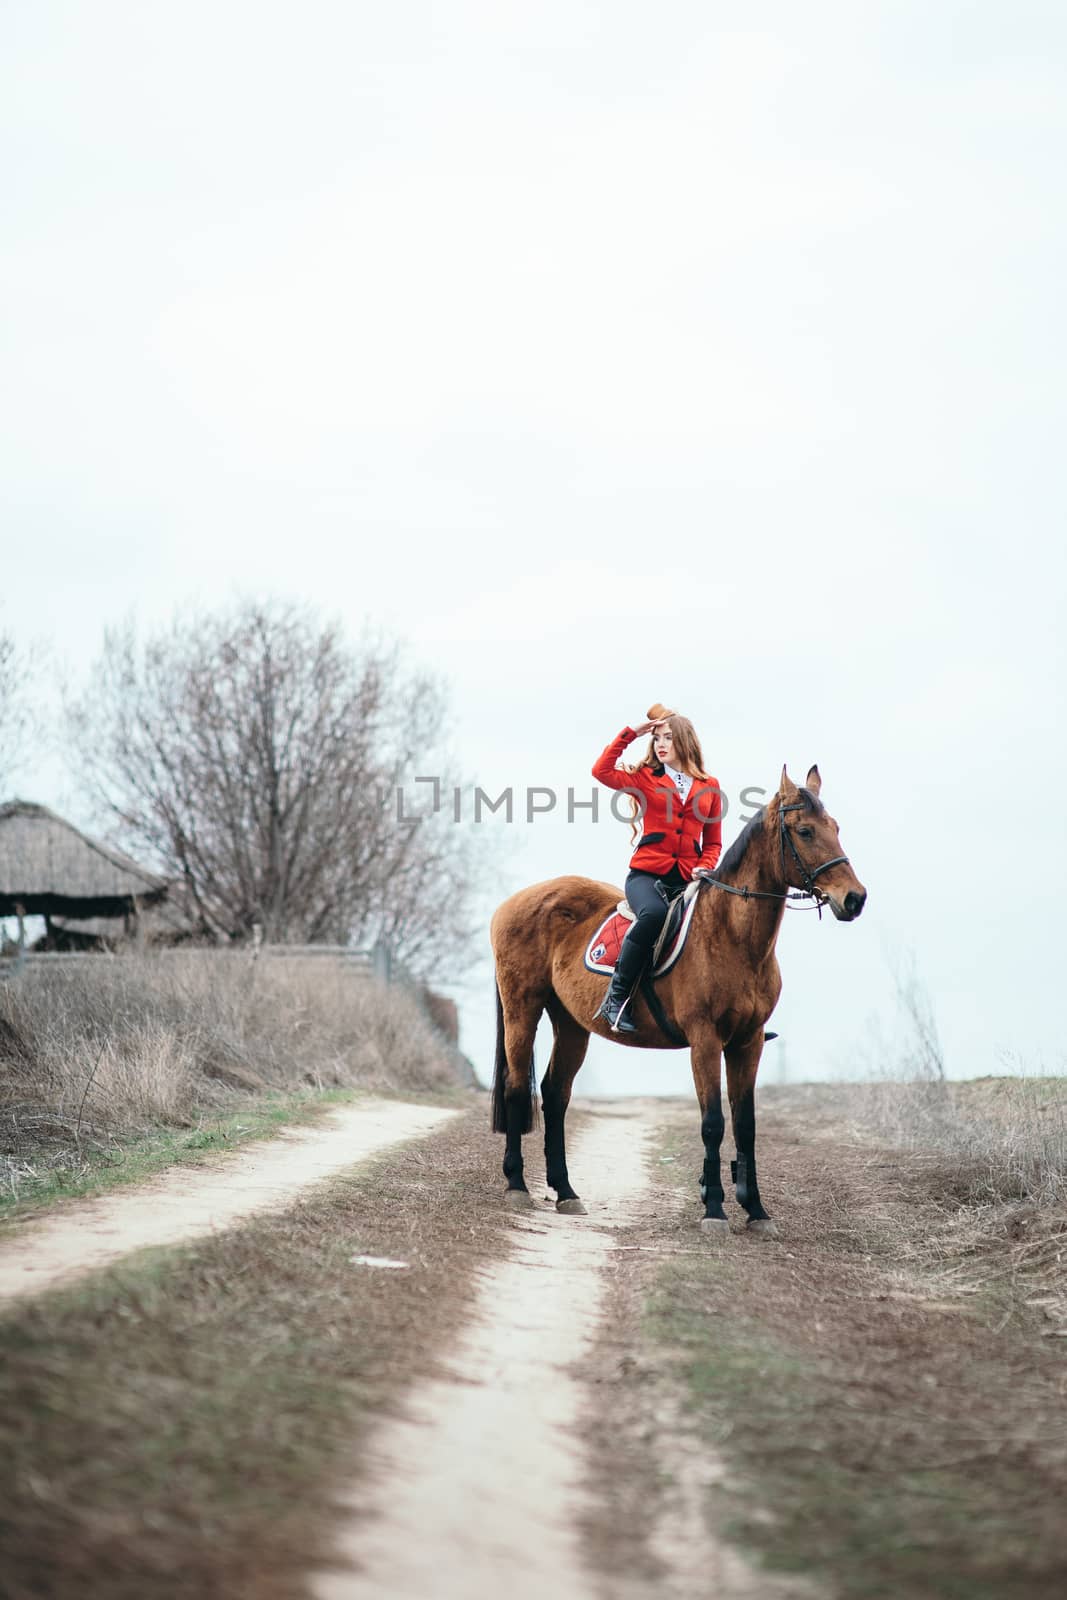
top-left (595, 927), bottom-right (649, 1033)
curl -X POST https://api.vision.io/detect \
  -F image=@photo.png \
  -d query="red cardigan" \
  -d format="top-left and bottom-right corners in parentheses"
top-left (592, 727), bottom-right (723, 881)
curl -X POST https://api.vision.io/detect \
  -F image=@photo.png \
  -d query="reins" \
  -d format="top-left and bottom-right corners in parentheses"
top-left (698, 799), bottom-right (850, 920)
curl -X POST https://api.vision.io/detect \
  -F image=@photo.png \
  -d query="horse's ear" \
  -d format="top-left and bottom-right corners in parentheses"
top-left (779, 765), bottom-right (800, 803)
top-left (806, 764), bottom-right (822, 797)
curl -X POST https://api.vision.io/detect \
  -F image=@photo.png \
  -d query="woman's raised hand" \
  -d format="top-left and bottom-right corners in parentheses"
top-left (631, 720), bottom-right (664, 738)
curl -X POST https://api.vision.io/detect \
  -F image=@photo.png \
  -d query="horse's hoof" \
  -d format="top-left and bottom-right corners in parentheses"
top-left (556, 1197), bottom-right (587, 1215)
top-left (747, 1217), bottom-right (778, 1238)
top-left (699, 1216), bottom-right (730, 1237)
top-left (504, 1189), bottom-right (536, 1211)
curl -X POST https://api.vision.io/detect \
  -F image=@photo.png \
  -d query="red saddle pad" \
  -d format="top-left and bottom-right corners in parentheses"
top-left (583, 909), bottom-right (632, 975)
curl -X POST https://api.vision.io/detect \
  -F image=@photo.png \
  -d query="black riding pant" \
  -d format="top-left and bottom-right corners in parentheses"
top-left (624, 865), bottom-right (687, 955)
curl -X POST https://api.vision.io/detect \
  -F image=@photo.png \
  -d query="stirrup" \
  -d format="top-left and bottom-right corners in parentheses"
top-left (596, 990), bottom-right (637, 1033)
top-left (612, 995), bottom-right (637, 1034)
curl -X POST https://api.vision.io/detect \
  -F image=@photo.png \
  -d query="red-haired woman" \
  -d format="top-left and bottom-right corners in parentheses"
top-left (591, 704), bottom-right (723, 1031)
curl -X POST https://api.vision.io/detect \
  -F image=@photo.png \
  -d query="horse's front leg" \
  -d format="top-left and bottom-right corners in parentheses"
top-left (690, 1027), bottom-right (729, 1236)
top-left (725, 1035), bottom-right (776, 1236)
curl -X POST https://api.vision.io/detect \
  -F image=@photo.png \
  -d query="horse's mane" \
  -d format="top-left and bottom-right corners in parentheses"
top-left (712, 809), bottom-right (765, 881)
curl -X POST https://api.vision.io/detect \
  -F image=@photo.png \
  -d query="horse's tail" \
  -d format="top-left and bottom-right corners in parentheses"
top-left (490, 980), bottom-right (509, 1132)
top-left (490, 978), bottom-right (538, 1134)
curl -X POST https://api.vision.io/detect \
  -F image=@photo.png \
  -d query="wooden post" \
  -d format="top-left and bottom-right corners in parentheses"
top-left (9, 902), bottom-right (27, 976)
top-left (372, 939), bottom-right (391, 984)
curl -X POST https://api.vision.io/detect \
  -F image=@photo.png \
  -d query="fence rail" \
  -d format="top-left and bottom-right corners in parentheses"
top-left (0, 941), bottom-right (394, 983)
top-left (0, 936), bottom-right (468, 1070)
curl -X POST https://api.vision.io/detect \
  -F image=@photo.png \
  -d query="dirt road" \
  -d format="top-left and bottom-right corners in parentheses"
top-left (3, 1084), bottom-right (1064, 1600)
top-left (313, 1104), bottom-right (659, 1600)
top-left (311, 1102), bottom-right (801, 1600)
top-left (0, 1098), bottom-right (456, 1303)
top-left (307, 1090), bottom-right (1066, 1600)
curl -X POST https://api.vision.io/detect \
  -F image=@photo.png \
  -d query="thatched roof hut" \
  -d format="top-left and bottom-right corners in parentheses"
top-left (46, 887), bottom-right (206, 948)
top-left (0, 800), bottom-right (168, 920)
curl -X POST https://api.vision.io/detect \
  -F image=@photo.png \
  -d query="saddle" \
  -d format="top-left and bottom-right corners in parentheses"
top-left (584, 877), bottom-right (779, 1049)
top-left (583, 878), bottom-right (701, 979)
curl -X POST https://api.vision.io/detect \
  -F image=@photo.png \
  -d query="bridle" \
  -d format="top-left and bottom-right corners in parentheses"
top-left (636, 798), bottom-right (851, 1047)
top-left (697, 799), bottom-right (850, 917)
top-left (778, 798), bottom-right (850, 897)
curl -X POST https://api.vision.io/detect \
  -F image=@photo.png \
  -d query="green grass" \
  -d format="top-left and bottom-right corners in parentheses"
top-left (1, 1079), bottom-right (474, 1226)
top-left (0, 1088), bottom-right (359, 1224)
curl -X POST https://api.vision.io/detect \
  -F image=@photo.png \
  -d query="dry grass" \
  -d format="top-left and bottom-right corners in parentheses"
top-left (857, 1074), bottom-right (1067, 1205)
top-left (579, 1093), bottom-right (1067, 1600)
top-left (845, 961), bottom-right (1067, 1323)
top-left (0, 953), bottom-right (465, 1199)
top-left (823, 1075), bottom-right (1067, 1336)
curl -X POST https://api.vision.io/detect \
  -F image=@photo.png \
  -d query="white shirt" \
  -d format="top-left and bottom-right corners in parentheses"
top-left (664, 762), bottom-right (692, 804)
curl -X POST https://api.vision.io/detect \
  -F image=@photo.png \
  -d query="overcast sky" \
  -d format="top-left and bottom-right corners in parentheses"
top-left (3, 2), bottom-right (1064, 1094)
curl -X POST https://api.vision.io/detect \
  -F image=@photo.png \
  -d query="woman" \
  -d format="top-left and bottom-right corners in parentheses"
top-left (591, 703), bottom-right (723, 1031)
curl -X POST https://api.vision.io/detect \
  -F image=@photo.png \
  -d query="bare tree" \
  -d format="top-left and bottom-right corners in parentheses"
top-left (0, 626), bottom-right (35, 791)
top-left (66, 600), bottom-right (484, 974)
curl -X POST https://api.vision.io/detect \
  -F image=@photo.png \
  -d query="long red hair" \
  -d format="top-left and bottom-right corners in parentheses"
top-left (621, 715), bottom-right (711, 843)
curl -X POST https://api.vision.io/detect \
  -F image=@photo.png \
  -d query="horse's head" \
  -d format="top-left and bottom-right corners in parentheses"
top-left (775, 766), bottom-right (867, 921)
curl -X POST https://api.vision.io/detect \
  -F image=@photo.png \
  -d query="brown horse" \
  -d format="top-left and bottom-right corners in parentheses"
top-left (490, 765), bottom-right (866, 1233)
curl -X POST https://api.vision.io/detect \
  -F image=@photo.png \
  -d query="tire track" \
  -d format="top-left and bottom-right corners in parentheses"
top-left (312, 1102), bottom-right (653, 1600)
top-left (0, 1098), bottom-right (456, 1304)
